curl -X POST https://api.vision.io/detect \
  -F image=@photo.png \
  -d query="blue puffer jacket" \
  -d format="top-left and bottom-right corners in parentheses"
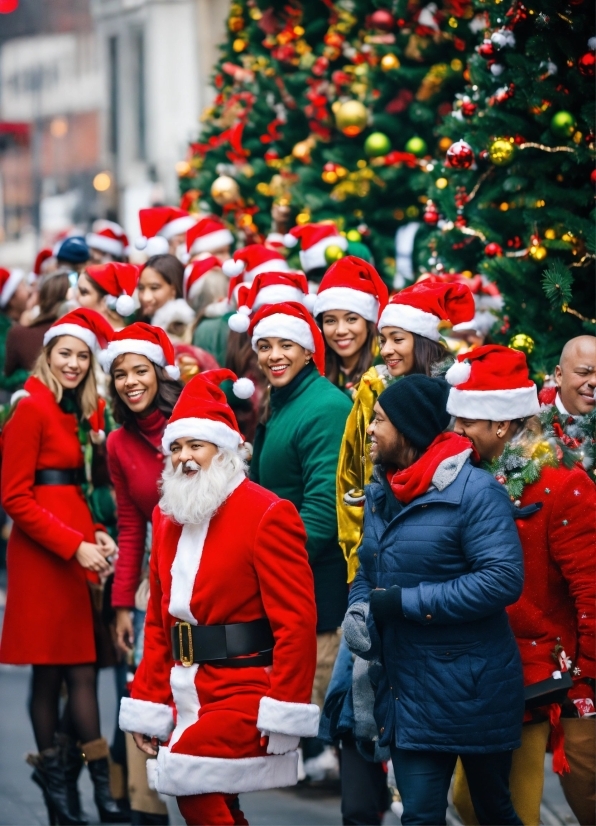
top-left (350, 458), bottom-right (524, 754)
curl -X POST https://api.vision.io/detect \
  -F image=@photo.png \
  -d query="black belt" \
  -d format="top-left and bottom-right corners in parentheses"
top-left (34, 469), bottom-right (85, 486)
top-left (171, 618), bottom-right (274, 668)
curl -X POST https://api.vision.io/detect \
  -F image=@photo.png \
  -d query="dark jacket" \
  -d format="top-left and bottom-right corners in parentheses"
top-left (350, 458), bottom-right (525, 753)
top-left (251, 364), bottom-right (352, 632)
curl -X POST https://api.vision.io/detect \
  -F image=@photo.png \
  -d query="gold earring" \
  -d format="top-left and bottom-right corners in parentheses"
top-left (496, 429), bottom-right (503, 437)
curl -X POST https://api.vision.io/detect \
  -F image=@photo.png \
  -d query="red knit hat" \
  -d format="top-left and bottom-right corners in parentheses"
top-left (228, 271), bottom-right (311, 333)
top-left (378, 280), bottom-right (475, 341)
top-left (161, 368), bottom-right (255, 454)
top-left (186, 217), bottom-right (234, 256)
top-left (99, 321), bottom-right (181, 379)
top-left (283, 223), bottom-right (348, 273)
top-left (446, 344), bottom-right (540, 421)
top-left (249, 301), bottom-right (326, 375)
top-left (222, 243), bottom-right (290, 279)
top-left (183, 256), bottom-right (223, 302)
top-left (43, 308), bottom-right (113, 353)
top-left (86, 221), bottom-right (130, 258)
top-left (31, 248), bottom-right (53, 280)
top-left (313, 256), bottom-right (388, 323)
top-left (86, 262), bottom-right (139, 316)
top-left (0, 267), bottom-right (25, 308)
top-left (135, 207), bottom-right (197, 256)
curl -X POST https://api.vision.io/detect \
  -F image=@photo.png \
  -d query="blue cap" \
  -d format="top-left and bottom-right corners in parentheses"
top-left (56, 236), bottom-right (90, 264)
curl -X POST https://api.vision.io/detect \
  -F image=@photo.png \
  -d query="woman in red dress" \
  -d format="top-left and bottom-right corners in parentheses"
top-left (0, 308), bottom-right (129, 825)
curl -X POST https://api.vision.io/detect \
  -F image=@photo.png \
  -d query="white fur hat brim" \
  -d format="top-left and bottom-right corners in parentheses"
top-left (446, 386), bottom-right (541, 421)
top-left (43, 323), bottom-right (99, 353)
top-left (189, 229), bottom-right (234, 256)
top-left (377, 303), bottom-right (441, 340)
top-left (162, 418), bottom-right (242, 454)
top-left (313, 287), bottom-right (379, 323)
top-left (251, 314), bottom-right (315, 353)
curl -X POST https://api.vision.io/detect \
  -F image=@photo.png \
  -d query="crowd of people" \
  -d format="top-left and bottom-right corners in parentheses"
top-left (0, 207), bottom-right (594, 826)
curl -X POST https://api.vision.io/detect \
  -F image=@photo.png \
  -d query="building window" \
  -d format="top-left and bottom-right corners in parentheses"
top-left (133, 29), bottom-right (146, 160)
top-left (108, 35), bottom-right (118, 157)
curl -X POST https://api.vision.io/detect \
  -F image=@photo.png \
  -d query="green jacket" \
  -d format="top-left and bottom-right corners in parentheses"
top-left (251, 364), bottom-right (352, 632)
top-left (192, 315), bottom-right (231, 367)
top-left (0, 314), bottom-right (29, 394)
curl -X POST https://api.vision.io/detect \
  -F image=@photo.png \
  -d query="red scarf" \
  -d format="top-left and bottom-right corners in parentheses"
top-left (387, 432), bottom-right (473, 505)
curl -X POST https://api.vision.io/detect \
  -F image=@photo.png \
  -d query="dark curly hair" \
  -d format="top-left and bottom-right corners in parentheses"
top-left (110, 361), bottom-right (182, 427)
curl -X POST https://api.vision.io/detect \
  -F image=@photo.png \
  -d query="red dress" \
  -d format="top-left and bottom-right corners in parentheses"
top-left (0, 376), bottom-right (97, 664)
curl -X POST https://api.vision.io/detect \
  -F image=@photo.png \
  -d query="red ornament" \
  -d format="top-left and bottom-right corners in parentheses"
top-left (461, 101), bottom-right (477, 117)
top-left (423, 201), bottom-right (440, 225)
top-left (591, 169), bottom-right (596, 184)
top-left (495, 474), bottom-right (507, 485)
top-left (455, 216), bottom-right (467, 229)
top-left (478, 40), bottom-right (495, 58)
top-left (312, 56), bottom-right (329, 76)
top-left (369, 9), bottom-right (395, 31)
top-left (446, 140), bottom-right (475, 169)
top-left (485, 242), bottom-right (503, 257)
top-left (324, 32), bottom-right (344, 48)
top-left (578, 52), bottom-right (595, 78)
top-left (264, 149), bottom-right (280, 162)
top-left (507, 236), bottom-right (523, 249)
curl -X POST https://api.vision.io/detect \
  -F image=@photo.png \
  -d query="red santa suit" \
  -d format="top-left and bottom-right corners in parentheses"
top-left (119, 370), bottom-right (319, 820)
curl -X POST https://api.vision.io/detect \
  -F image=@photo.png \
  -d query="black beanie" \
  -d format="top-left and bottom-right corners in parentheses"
top-left (377, 375), bottom-right (451, 451)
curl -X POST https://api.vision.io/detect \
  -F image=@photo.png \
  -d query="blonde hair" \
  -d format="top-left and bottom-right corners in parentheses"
top-left (32, 337), bottom-right (99, 420)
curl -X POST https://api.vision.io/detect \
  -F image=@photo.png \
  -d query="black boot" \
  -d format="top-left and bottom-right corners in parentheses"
top-left (130, 813), bottom-right (169, 825)
top-left (55, 734), bottom-right (88, 825)
top-left (27, 748), bottom-right (85, 826)
top-left (83, 738), bottom-right (131, 824)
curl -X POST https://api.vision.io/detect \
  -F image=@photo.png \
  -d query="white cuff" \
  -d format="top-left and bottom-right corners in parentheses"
top-left (257, 696), bottom-right (320, 738)
top-left (119, 697), bottom-right (175, 741)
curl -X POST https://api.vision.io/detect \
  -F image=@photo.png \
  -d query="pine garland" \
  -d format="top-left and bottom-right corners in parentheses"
top-left (539, 405), bottom-right (596, 482)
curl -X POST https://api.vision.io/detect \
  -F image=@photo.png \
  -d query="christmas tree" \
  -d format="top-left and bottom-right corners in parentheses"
top-left (414, 0), bottom-right (595, 375)
top-left (179, 0), bottom-right (477, 283)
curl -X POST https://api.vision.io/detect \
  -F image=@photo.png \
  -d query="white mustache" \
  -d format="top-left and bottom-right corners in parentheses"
top-left (179, 460), bottom-right (201, 473)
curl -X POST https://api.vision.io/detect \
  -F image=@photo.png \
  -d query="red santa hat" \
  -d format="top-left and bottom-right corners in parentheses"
top-left (222, 244), bottom-right (290, 279)
top-left (264, 231), bottom-right (286, 251)
top-left (313, 256), bottom-right (388, 323)
top-left (228, 271), bottom-right (311, 333)
top-left (249, 301), bottom-right (326, 375)
top-left (86, 221), bottom-right (130, 258)
top-left (135, 207), bottom-right (197, 256)
top-left (283, 223), bottom-right (348, 273)
top-left (99, 321), bottom-right (181, 379)
top-left (186, 216), bottom-right (234, 256)
top-left (43, 308), bottom-right (113, 354)
top-left (183, 256), bottom-right (223, 302)
top-left (30, 248), bottom-right (54, 282)
top-left (378, 280), bottom-right (475, 341)
top-left (0, 267), bottom-right (25, 308)
top-left (85, 262), bottom-right (139, 317)
top-left (161, 368), bottom-right (255, 454)
top-left (446, 344), bottom-right (540, 421)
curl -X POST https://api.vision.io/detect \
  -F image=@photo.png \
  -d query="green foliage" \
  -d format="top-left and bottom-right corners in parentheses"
top-left (542, 261), bottom-right (574, 309)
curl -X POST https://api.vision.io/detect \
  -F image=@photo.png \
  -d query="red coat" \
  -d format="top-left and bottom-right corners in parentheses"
top-left (119, 475), bottom-right (320, 797)
top-left (509, 463), bottom-right (595, 686)
top-left (0, 377), bottom-right (96, 664)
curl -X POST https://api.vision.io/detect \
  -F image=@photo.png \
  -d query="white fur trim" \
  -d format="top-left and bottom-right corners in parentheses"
top-left (162, 418), bottom-right (242, 453)
top-left (99, 339), bottom-right (167, 373)
top-left (247, 260), bottom-right (290, 279)
top-left (203, 299), bottom-right (231, 318)
top-left (10, 389), bottom-right (30, 406)
top-left (222, 259), bottom-right (245, 277)
top-left (299, 236), bottom-right (347, 273)
top-left (257, 696), bottom-right (320, 738)
top-left (189, 229), bottom-right (233, 256)
top-left (378, 304), bottom-right (441, 340)
top-left (233, 377), bottom-right (255, 399)
top-left (86, 233), bottom-right (124, 257)
top-left (119, 697), bottom-right (175, 741)
top-left (283, 233), bottom-right (298, 248)
top-left (153, 746), bottom-right (298, 796)
top-left (0, 268), bottom-right (25, 307)
top-left (313, 287), bottom-right (379, 323)
top-left (251, 314), bottom-right (314, 352)
top-left (445, 360), bottom-right (472, 386)
top-left (43, 323), bottom-right (98, 353)
top-left (447, 386), bottom-right (541, 420)
top-left (169, 523), bottom-right (209, 624)
top-left (253, 284), bottom-right (305, 310)
top-left (152, 298), bottom-right (195, 332)
top-left (159, 216), bottom-right (197, 240)
top-left (169, 663), bottom-right (201, 747)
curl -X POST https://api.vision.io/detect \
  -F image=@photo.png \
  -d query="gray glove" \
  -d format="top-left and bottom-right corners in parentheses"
top-left (342, 602), bottom-right (371, 656)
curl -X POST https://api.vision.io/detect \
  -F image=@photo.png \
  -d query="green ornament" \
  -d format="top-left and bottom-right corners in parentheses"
top-left (324, 244), bottom-right (346, 265)
top-left (364, 131), bottom-right (392, 157)
top-left (346, 229), bottom-right (362, 242)
top-left (405, 136), bottom-right (428, 157)
top-left (550, 111), bottom-right (576, 138)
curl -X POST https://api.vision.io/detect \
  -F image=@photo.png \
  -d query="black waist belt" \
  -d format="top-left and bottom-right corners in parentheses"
top-left (34, 469), bottom-right (85, 486)
top-left (171, 618), bottom-right (274, 668)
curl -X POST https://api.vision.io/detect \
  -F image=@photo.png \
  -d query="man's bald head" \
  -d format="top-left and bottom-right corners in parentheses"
top-left (555, 335), bottom-right (596, 415)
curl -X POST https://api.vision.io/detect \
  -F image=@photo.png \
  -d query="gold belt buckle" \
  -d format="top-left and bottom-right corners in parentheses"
top-left (177, 622), bottom-right (194, 667)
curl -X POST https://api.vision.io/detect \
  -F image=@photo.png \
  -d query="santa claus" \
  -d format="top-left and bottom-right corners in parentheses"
top-left (119, 368), bottom-right (319, 825)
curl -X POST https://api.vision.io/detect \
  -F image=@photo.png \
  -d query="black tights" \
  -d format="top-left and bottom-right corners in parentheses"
top-left (29, 664), bottom-right (101, 752)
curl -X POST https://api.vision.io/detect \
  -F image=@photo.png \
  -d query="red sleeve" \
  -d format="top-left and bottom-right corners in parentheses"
top-left (1, 398), bottom-right (84, 559)
top-left (108, 433), bottom-right (148, 609)
top-left (550, 468), bottom-right (596, 679)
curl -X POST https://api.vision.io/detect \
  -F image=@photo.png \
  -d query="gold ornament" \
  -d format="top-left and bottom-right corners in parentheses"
top-left (380, 53), bottom-right (400, 71)
top-left (544, 228), bottom-right (556, 240)
top-left (509, 334), bottom-right (535, 355)
top-left (528, 244), bottom-right (547, 261)
top-left (532, 440), bottom-right (552, 460)
top-left (322, 170), bottom-right (338, 184)
top-left (489, 138), bottom-right (516, 166)
top-left (249, 7), bottom-right (262, 19)
top-left (296, 211), bottom-right (311, 225)
top-left (292, 140), bottom-right (313, 163)
top-left (438, 136), bottom-right (452, 153)
top-left (229, 4), bottom-right (242, 14)
top-left (210, 175), bottom-right (240, 205)
top-left (175, 161), bottom-right (191, 177)
top-left (324, 244), bottom-right (346, 264)
top-left (435, 177), bottom-right (448, 189)
top-left (228, 16), bottom-right (245, 32)
top-left (232, 39), bottom-right (247, 53)
top-left (335, 100), bottom-right (368, 137)
top-left (346, 229), bottom-right (362, 242)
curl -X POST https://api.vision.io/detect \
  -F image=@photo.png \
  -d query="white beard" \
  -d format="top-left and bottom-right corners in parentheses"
top-left (159, 449), bottom-right (246, 525)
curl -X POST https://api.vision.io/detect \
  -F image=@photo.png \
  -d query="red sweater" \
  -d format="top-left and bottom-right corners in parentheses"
top-left (107, 409), bottom-right (167, 609)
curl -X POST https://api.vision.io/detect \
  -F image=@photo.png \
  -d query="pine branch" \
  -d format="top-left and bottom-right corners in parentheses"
top-left (542, 261), bottom-right (574, 309)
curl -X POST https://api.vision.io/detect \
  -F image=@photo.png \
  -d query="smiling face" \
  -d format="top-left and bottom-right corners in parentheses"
top-left (321, 310), bottom-right (368, 370)
top-left (112, 353), bottom-right (158, 416)
top-left (47, 335), bottom-right (91, 389)
top-left (76, 272), bottom-right (105, 312)
top-left (555, 336), bottom-right (596, 415)
top-left (379, 326), bottom-right (415, 377)
top-left (256, 336), bottom-right (312, 387)
top-left (170, 437), bottom-right (219, 474)
top-left (453, 417), bottom-right (512, 462)
top-left (138, 266), bottom-right (177, 318)
top-left (366, 401), bottom-right (420, 469)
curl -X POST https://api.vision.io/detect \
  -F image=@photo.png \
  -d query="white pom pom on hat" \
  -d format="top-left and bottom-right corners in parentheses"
top-left (165, 364), bottom-right (181, 380)
top-left (135, 236), bottom-right (148, 250)
top-left (233, 377), bottom-right (255, 399)
top-left (283, 233), bottom-right (298, 248)
top-left (303, 293), bottom-right (317, 313)
top-left (115, 294), bottom-right (136, 317)
top-left (445, 359), bottom-right (472, 386)
top-left (228, 306), bottom-right (251, 333)
top-left (222, 259), bottom-right (246, 277)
